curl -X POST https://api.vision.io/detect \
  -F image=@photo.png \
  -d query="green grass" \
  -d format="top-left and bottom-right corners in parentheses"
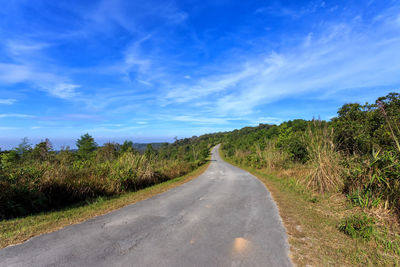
top-left (219, 149), bottom-right (400, 266)
top-left (338, 214), bottom-right (375, 241)
top-left (0, 161), bottom-right (210, 248)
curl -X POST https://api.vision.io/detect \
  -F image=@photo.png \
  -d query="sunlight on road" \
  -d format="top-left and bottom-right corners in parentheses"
top-left (233, 237), bottom-right (250, 253)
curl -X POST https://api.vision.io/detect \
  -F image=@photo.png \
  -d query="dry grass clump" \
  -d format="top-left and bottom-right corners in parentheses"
top-left (304, 123), bottom-right (343, 194)
top-left (234, 149), bottom-right (252, 159)
top-left (259, 139), bottom-right (291, 170)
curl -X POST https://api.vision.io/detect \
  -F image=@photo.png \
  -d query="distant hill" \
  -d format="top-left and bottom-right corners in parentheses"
top-left (132, 142), bottom-right (165, 152)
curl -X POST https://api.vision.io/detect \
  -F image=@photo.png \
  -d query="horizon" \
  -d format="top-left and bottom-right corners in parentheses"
top-left (1, 0), bottom-right (399, 149)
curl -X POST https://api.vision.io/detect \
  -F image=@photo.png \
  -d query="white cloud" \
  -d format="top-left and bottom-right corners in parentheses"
top-left (0, 63), bottom-right (81, 100)
top-left (65, 113), bottom-right (97, 119)
top-left (396, 14), bottom-right (400, 26)
top-left (171, 115), bottom-right (228, 125)
top-left (0, 37), bottom-right (82, 100)
top-left (0, 113), bottom-right (34, 118)
top-left (0, 126), bottom-right (18, 130)
top-left (256, 117), bottom-right (284, 125)
top-left (87, 0), bottom-right (187, 35)
top-left (160, 17), bottom-right (400, 117)
top-left (51, 83), bottom-right (80, 99)
top-left (164, 66), bottom-right (257, 104)
top-left (0, 63), bottom-right (32, 83)
top-left (6, 41), bottom-right (49, 57)
top-left (0, 98), bottom-right (16, 105)
top-left (85, 125), bottom-right (146, 133)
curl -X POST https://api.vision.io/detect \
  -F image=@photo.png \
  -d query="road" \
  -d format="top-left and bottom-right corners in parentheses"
top-left (0, 145), bottom-right (291, 267)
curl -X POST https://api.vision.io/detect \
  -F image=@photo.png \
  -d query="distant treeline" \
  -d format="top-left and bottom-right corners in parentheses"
top-left (0, 134), bottom-right (220, 219)
top-left (45, 142), bottom-right (165, 153)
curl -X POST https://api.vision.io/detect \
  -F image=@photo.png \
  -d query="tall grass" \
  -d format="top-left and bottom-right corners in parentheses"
top-left (0, 151), bottom-right (196, 219)
top-left (304, 122), bottom-right (343, 193)
top-left (377, 100), bottom-right (400, 153)
top-left (259, 139), bottom-right (291, 170)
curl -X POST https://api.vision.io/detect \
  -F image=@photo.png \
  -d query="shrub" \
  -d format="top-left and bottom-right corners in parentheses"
top-left (343, 150), bottom-right (400, 212)
top-left (277, 124), bottom-right (308, 162)
top-left (338, 214), bottom-right (375, 241)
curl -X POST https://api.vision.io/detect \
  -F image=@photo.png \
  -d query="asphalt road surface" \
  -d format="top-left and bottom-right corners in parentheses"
top-left (0, 145), bottom-right (291, 267)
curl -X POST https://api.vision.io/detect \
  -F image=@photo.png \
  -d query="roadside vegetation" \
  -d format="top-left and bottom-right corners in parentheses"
top-left (0, 134), bottom-right (216, 220)
top-left (220, 92), bottom-right (400, 265)
top-left (1, 92), bottom-right (399, 265)
top-left (0, 163), bottom-right (210, 248)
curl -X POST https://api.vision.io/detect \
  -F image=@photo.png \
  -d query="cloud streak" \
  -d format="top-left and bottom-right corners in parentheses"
top-left (160, 12), bottom-right (400, 117)
top-left (0, 98), bottom-right (16, 105)
top-left (0, 113), bottom-right (34, 118)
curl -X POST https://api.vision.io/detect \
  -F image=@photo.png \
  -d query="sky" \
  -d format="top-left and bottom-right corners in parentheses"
top-left (0, 0), bottom-right (400, 149)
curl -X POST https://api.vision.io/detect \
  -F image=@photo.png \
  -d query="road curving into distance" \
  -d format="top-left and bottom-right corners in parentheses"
top-left (0, 144), bottom-right (292, 267)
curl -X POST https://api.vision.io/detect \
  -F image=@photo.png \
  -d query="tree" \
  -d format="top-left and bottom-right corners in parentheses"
top-left (15, 137), bottom-right (31, 158)
top-left (120, 140), bottom-right (134, 154)
top-left (76, 133), bottom-right (97, 159)
top-left (31, 138), bottom-right (53, 161)
top-left (145, 144), bottom-right (156, 158)
top-left (96, 142), bottom-right (119, 162)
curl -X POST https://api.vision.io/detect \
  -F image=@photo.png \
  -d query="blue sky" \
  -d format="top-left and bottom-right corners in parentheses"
top-left (0, 0), bottom-right (400, 149)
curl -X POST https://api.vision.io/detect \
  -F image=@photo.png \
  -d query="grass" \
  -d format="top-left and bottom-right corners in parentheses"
top-left (304, 124), bottom-right (343, 193)
top-left (0, 160), bottom-right (210, 249)
top-left (219, 149), bottom-right (400, 266)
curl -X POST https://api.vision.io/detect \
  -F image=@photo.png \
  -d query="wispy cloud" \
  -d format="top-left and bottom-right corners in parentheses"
top-left (84, 125), bottom-right (146, 133)
top-left (89, 0), bottom-right (187, 33)
top-left (254, 1), bottom-right (324, 19)
top-left (0, 62), bottom-right (81, 99)
top-left (171, 115), bottom-right (229, 125)
top-left (51, 83), bottom-right (80, 99)
top-left (396, 14), bottom-right (400, 26)
top-left (255, 117), bottom-right (284, 125)
top-left (164, 66), bottom-right (257, 104)
top-left (0, 98), bottom-right (16, 105)
top-left (0, 126), bottom-right (18, 130)
top-left (159, 12), bottom-right (400, 117)
top-left (6, 41), bottom-right (49, 57)
top-left (0, 36), bottom-right (82, 100)
top-left (0, 113), bottom-right (34, 118)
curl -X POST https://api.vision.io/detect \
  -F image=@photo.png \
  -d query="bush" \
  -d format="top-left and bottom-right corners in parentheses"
top-left (343, 150), bottom-right (400, 211)
top-left (338, 214), bottom-right (375, 241)
top-left (277, 124), bottom-right (308, 162)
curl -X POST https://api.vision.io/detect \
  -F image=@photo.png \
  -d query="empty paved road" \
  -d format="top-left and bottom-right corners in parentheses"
top-left (0, 145), bottom-right (291, 267)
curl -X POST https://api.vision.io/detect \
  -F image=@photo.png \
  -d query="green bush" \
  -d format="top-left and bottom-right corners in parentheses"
top-left (277, 124), bottom-right (308, 163)
top-left (338, 214), bottom-right (375, 241)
